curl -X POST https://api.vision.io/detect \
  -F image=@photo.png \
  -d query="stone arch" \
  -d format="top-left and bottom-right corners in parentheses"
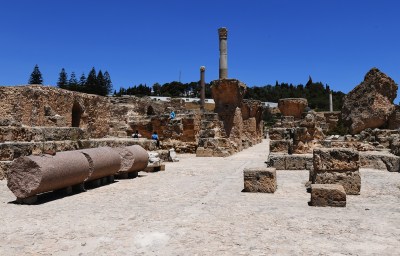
top-left (72, 101), bottom-right (84, 127)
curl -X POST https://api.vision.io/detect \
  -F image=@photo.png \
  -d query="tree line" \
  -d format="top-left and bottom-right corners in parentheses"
top-left (57, 67), bottom-right (112, 96)
top-left (27, 64), bottom-right (113, 96)
top-left (114, 81), bottom-right (213, 98)
top-left (28, 64), bottom-right (345, 111)
top-left (245, 77), bottom-right (345, 111)
top-left (115, 77), bottom-right (345, 111)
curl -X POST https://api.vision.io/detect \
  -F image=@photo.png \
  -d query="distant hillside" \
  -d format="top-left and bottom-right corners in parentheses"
top-left (115, 77), bottom-right (346, 111)
top-left (245, 77), bottom-right (345, 111)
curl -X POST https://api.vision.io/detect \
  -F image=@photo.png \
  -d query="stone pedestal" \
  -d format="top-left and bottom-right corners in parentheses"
top-left (243, 167), bottom-right (277, 193)
top-left (312, 148), bottom-right (361, 195)
top-left (310, 184), bottom-right (346, 207)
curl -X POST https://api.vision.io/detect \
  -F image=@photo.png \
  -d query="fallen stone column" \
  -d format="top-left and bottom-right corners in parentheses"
top-left (113, 145), bottom-right (149, 178)
top-left (7, 151), bottom-right (90, 199)
top-left (125, 145), bottom-right (149, 172)
top-left (79, 147), bottom-right (121, 182)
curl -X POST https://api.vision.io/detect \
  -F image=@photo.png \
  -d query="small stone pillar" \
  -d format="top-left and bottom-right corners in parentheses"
top-left (329, 90), bottom-right (333, 112)
top-left (310, 184), bottom-right (346, 207)
top-left (218, 27), bottom-right (228, 79)
top-left (243, 167), bottom-right (277, 193)
top-left (200, 66), bottom-right (206, 111)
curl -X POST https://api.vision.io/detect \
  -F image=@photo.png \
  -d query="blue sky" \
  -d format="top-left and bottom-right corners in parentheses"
top-left (1, 0), bottom-right (399, 97)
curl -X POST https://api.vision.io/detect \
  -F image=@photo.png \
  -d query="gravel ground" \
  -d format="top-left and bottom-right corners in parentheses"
top-left (1, 139), bottom-right (400, 255)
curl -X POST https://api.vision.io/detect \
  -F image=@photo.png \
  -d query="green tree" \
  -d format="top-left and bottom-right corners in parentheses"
top-left (103, 71), bottom-right (113, 96)
top-left (152, 83), bottom-right (161, 96)
top-left (79, 73), bottom-right (87, 89)
top-left (57, 68), bottom-right (68, 89)
top-left (85, 67), bottom-right (97, 94)
top-left (96, 70), bottom-right (107, 96)
top-left (28, 64), bottom-right (43, 84)
top-left (69, 72), bottom-right (79, 91)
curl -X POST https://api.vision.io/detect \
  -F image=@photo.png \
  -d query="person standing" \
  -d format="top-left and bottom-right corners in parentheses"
top-left (151, 131), bottom-right (160, 147)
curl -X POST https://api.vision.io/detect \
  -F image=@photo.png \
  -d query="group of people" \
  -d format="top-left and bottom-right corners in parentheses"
top-left (131, 110), bottom-right (175, 148)
top-left (132, 130), bottom-right (159, 147)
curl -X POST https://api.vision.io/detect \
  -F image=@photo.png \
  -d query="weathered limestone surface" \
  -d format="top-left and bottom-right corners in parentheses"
top-left (243, 167), bottom-right (277, 193)
top-left (212, 79), bottom-right (246, 137)
top-left (0, 85), bottom-right (111, 138)
top-left (359, 151), bottom-right (400, 172)
top-left (342, 68), bottom-right (398, 134)
top-left (310, 184), bottom-right (346, 207)
top-left (278, 98), bottom-right (308, 119)
top-left (268, 128), bottom-right (289, 140)
top-left (268, 153), bottom-right (312, 170)
top-left (388, 105), bottom-right (400, 129)
top-left (0, 161), bottom-right (12, 180)
top-left (0, 127), bottom-right (86, 142)
top-left (313, 148), bottom-right (359, 172)
top-left (312, 148), bottom-right (361, 195)
top-left (269, 140), bottom-right (291, 153)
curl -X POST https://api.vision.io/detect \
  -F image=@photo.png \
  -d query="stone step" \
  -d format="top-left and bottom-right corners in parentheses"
top-left (0, 138), bottom-right (157, 161)
top-left (0, 126), bottom-right (87, 142)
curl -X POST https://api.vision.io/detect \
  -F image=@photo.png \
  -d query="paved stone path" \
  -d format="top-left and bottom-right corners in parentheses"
top-left (1, 139), bottom-right (400, 255)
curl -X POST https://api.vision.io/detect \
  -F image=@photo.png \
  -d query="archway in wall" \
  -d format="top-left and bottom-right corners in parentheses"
top-left (72, 101), bottom-right (84, 127)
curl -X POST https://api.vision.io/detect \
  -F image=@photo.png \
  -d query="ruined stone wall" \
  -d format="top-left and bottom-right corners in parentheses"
top-left (198, 79), bottom-right (264, 157)
top-left (0, 85), bottom-right (112, 138)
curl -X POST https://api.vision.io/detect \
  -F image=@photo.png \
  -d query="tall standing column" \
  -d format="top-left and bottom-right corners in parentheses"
top-left (200, 66), bottom-right (206, 111)
top-left (329, 90), bottom-right (333, 112)
top-left (218, 27), bottom-right (228, 79)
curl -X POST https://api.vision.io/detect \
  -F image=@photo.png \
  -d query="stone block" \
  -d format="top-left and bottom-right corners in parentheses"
top-left (285, 154), bottom-right (313, 170)
top-left (268, 128), bottom-right (288, 140)
top-left (0, 161), bottom-right (12, 180)
top-left (267, 153), bottom-right (286, 169)
top-left (310, 184), bottom-right (346, 207)
top-left (312, 169), bottom-right (361, 195)
top-left (360, 151), bottom-right (400, 172)
top-left (196, 147), bottom-right (213, 157)
top-left (278, 98), bottom-right (308, 119)
top-left (268, 153), bottom-right (312, 170)
top-left (313, 148), bottom-right (360, 172)
top-left (312, 148), bottom-right (361, 195)
top-left (270, 140), bottom-right (291, 153)
top-left (243, 167), bottom-right (277, 193)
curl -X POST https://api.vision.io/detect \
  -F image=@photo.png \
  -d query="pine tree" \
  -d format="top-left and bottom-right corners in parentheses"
top-left (103, 71), bottom-right (113, 96)
top-left (97, 70), bottom-right (106, 96)
top-left (85, 67), bottom-right (97, 94)
top-left (57, 68), bottom-right (68, 89)
top-left (77, 73), bottom-right (86, 93)
top-left (69, 72), bottom-right (78, 91)
top-left (28, 64), bottom-right (43, 84)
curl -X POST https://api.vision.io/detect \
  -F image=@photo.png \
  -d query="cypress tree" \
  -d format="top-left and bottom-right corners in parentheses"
top-left (57, 68), bottom-right (68, 89)
top-left (28, 64), bottom-right (43, 84)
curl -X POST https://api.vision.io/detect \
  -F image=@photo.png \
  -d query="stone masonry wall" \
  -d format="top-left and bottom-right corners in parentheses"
top-left (0, 85), bottom-right (112, 138)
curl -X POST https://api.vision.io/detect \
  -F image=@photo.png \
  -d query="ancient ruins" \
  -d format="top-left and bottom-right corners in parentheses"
top-left (0, 27), bottom-right (264, 203)
top-left (265, 67), bottom-right (400, 206)
top-left (0, 27), bottom-right (400, 254)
